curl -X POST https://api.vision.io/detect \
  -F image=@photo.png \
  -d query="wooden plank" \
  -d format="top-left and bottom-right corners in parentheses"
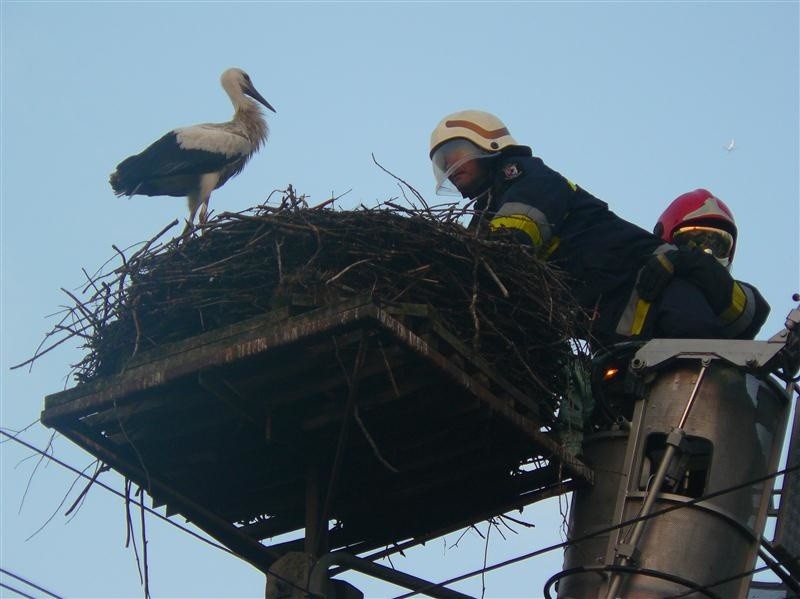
top-left (43, 295), bottom-right (376, 411)
top-left (40, 293), bottom-right (594, 563)
top-left (266, 469), bottom-right (583, 557)
top-left (370, 306), bottom-right (594, 485)
top-left (42, 298), bottom-right (381, 423)
top-left (429, 319), bottom-right (548, 419)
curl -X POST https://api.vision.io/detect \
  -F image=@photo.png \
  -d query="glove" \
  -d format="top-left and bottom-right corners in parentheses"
top-left (636, 250), bottom-right (682, 302)
top-left (668, 247), bottom-right (737, 316)
top-left (638, 248), bottom-right (768, 337)
top-left (637, 248), bottom-right (732, 311)
top-left (640, 247), bottom-right (742, 315)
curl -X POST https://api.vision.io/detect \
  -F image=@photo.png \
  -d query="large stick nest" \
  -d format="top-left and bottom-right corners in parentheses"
top-left (27, 188), bottom-right (588, 421)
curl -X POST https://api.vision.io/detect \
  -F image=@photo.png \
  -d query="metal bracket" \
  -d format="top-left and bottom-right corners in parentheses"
top-left (309, 551), bottom-right (474, 599)
top-left (665, 428), bottom-right (687, 450)
top-left (631, 304), bottom-right (800, 375)
top-left (614, 542), bottom-right (640, 563)
top-left (631, 338), bottom-right (784, 372)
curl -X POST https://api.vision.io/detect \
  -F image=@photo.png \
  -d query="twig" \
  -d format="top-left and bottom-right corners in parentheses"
top-left (64, 461), bottom-right (108, 517)
top-left (114, 397), bottom-right (152, 494)
top-left (500, 514), bottom-right (535, 529)
top-left (354, 406), bottom-right (399, 473)
top-left (326, 258), bottom-right (372, 285)
top-left (448, 526), bottom-right (471, 550)
top-left (480, 258), bottom-right (509, 298)
top-left (312, 189), bottom-right (351, 210)
top-left (21, 190), bottom-right (583, 427)
top-left (274, 238), bottom-right (284, 284)
top-left (130, 298), bottom-right (142, 360)
top-left (130, 219), bottom-right (180, 261)
top-left (138, 486), bottom-right (151, 599)
top-left (470, 253), bottom-right (481, 351)
top-left (24, 459), bottom-right (95, 542)
top-left (18, 431), bottom-right (56, 514)
top-left (377, 338), bottom-right (400, 398)
top-left (124, 479), bottom-right (145, 586)
top-left (371, 153), bottom-right (431, 212)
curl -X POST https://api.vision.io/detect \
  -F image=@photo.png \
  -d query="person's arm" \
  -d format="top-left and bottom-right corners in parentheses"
top-left (487, 160), bottom-right (574, 256)
top-left (637, 247), bottom-right (770, 339)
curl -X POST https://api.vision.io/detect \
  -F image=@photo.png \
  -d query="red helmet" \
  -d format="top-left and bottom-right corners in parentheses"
top-left (654, 189), bottom-right (738, 267)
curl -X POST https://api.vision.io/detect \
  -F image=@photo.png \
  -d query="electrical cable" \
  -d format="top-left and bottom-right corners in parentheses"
top-left (0, 429), bottom-right (230, 555)
top-left (0, 567), bottom-right (62, 599)
top-left (756, 545), bottom-right (800, 595)
top-left (0, 430), bottom-right (320, 599)
top-left (8, 395), bottom-right (798, 599)
top-left (0, 581), bottom-right (36, 599)
top-left (542, 565), bottom-right (723, 599)
top-left (665, 564), bottom-right (772, 599)
top-left (390, 462), bottom-right (800, 599)
top-left (9, 435), bottom-right (795, 599)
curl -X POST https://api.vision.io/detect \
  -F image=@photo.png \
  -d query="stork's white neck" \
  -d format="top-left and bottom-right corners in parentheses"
top-left (235, 101), bottom-right (269, 149)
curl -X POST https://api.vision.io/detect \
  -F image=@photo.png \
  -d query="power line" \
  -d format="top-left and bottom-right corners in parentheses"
top-left (665, 564), bottom-right (772, 599)
top-left (0, 430), bottom-right (319, 598)
top-left (7, 430), bottom-right (796, 599)
top-left (0, 429), bottom-right (230, 555)
top-left (0, 581), bottom-right (35, 599)
top-left (391, 462), bottom-right (800, 599)
top-left (0, 567), bottom-right (63, 599)
top-left (543, 565), bottom-right (724, 599)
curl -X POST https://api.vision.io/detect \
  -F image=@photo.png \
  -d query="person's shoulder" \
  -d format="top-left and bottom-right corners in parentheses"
top-left (498, 155), bottom-right (549, 182)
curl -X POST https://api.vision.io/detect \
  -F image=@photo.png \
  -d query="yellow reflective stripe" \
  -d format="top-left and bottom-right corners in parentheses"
top-left (656, 253), bottom-right (675, 274)
top-left (566, 179), bottom-right (577, 191)
top-left (719, 283), bottom-right (747, 325)
top-left (544, 236), bottom-right (560, 258)
top-left (631, 299), bottom-right (651, 336)
top-left (489, 214), bottom-right (543, 247)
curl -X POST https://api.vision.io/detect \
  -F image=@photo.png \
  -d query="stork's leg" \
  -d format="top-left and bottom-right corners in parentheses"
top-left (183, 192), bottom-right (201, 236)
top-left (198, 201), bottom-right (209, 227)
top-left (197, 173), bottom-right (221, 228)
top-left (182, 174), bottom-right (220, 237)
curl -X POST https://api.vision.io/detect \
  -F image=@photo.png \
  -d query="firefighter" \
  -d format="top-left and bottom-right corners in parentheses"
top-left (429, 110), bottom-right (768, 346)
top-left (655, 188), bottom-right (738, 270)
top-left (654, 189), bottom-right (769, 339)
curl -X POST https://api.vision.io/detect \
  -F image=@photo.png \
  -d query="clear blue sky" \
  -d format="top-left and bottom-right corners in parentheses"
top-left (1, 1), bottom-right (798, 598)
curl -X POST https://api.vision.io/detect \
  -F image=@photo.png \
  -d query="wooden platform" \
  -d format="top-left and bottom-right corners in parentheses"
top-left (41, 296), bottom-right (592, 573)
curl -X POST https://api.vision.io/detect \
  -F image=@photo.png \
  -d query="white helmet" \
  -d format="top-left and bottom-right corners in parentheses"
top-left (429, 110), bottom-right (519, 195)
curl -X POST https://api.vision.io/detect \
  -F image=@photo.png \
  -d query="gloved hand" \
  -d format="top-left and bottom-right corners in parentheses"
top-left (637, 247), bottom-right (768, 338)
top-left (638, 247), bottom-right (739, 315)
top-left (636, 250), bottom-right (682, 302)
top-left (669, 248), bottom-right (737, 316)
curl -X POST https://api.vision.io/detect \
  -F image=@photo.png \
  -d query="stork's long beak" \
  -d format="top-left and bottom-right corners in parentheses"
top-left (245, 84), bottom-right (276, 113)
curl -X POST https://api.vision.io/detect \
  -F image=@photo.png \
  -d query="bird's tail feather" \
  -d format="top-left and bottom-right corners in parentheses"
top-left (109, 153), bottom-right (152, 196)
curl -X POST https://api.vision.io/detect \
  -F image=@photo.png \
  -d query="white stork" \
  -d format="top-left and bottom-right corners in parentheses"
top-left (109, 67), bottom-right (275, 234)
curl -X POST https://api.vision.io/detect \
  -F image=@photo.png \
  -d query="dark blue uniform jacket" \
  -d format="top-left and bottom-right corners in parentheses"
top-left (470, 150), bottom-right (767, 344)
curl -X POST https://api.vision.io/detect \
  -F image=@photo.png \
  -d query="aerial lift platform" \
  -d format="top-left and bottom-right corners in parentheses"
top-left (41, 294), bottom-right (593, 595)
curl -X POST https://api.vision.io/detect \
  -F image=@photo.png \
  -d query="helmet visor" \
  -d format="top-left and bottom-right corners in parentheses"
top-left (672, 225), bottom-right (734, 263)
top-left (431, 138), bottom-right (498, 196)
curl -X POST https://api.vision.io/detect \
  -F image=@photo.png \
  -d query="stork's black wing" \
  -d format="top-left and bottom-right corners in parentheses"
top-left (109, 126), bottom-right (250, 197)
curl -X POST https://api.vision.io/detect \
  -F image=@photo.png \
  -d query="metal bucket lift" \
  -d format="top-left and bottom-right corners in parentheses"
top-left (554, 306), bottom-right (800, 598)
